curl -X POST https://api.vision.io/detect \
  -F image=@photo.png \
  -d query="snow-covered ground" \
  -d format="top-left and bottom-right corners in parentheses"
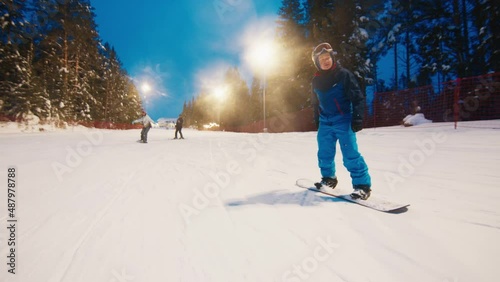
top-left (402, 113), bottom-right (432, 126)
top-left (1, 121), bottom-right (499, 282)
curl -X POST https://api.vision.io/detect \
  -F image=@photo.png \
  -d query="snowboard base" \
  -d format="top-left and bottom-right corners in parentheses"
top-left (296, 179), bottom-right (409, 213)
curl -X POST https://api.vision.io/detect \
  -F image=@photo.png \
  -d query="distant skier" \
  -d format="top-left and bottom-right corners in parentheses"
top-left (174, 114), bottom-right (184, 139)
top-left (310, 42), bottom-right (372, 200)
top-left (132, 111), bottom-right (154, 143)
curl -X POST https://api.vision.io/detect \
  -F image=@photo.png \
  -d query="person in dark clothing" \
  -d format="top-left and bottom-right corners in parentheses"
top-left (310, 42), bottom-right (371, 200)
top-left (174, 115), bottom-right (184, 139)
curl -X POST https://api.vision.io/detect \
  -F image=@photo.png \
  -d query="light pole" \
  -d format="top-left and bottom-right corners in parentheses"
top-left (262, 77), bottom-right (267, 132)
top-left (245, 41), bottom-right (277, 132)
top-left (213, 86), bottom-right (227, 130)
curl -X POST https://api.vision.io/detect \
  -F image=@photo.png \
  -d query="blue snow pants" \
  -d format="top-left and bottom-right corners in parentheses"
top-left (317, 121), bottom-right (371, 187)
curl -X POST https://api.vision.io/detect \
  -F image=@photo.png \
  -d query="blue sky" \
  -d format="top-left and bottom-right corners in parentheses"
top-left (92, 0), bottom-right (282, 121)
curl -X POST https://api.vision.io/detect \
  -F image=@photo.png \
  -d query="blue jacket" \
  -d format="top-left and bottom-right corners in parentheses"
top-left (311, 66), bottom-right (365, 125)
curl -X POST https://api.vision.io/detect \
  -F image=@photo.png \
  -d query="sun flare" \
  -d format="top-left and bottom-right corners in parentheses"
top-left (141, 82), bottom-right (152, 93)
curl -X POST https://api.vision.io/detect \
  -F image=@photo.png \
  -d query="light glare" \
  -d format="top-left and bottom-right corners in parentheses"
top-left (247, 41), bottom-right (276, 70)
top-left (141, 83), bottom-right (152, 93)
top-left (240, 20), bottom-right (280, 77)
top-left (214, 86), bottom-right (227, 101)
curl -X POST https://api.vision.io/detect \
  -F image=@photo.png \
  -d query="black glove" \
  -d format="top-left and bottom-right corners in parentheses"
top-left (351, 119), bottom-right (363, 132)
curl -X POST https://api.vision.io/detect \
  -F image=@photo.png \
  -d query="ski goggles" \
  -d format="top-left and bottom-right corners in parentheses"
top-left (312, 43), bottom-right (333, 57)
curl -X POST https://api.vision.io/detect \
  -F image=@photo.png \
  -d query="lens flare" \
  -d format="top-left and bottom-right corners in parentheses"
top-left (213, 86), bottom-right (228, 101)
top-left (141, 82), bottom-right (152, 93)
top-left (239, 17), bottom-right (281, 77)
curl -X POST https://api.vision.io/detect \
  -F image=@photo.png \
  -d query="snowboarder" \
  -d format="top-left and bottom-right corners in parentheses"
top-left (132, 111), bottom-right (154, 143)
top-left (174, 114), bottom-right (184, 139)
top-left (310, 42), bottom-right (372, 200)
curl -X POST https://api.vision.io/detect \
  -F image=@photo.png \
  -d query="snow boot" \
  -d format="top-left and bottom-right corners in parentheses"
top-left (351, 185), bottom-right (371, 200)
top-left (314, 177), bottom-right (338, 189)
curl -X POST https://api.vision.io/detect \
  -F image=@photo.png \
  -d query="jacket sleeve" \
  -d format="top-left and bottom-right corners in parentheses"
top-left (132, 117), bottom-right (142, 124)
top-left (146, 115), bottom-right (155, 126)
top-left (310, 83), bottom-right (320, 127)
top-left (343, 70), bottom-right (365, 122)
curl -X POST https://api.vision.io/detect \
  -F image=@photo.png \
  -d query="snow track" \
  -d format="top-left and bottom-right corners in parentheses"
top-left (1, 122), bottom-right (500, 282)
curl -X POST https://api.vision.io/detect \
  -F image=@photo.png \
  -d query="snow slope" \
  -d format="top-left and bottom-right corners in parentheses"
top-left (1, 121), bottom-right (499, 282)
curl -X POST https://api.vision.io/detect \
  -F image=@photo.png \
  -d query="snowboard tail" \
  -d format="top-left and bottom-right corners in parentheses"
top-left (296, 179), bottom-right (409, 213)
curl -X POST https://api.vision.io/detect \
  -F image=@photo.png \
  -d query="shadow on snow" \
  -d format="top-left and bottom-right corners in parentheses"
top-left (225, 190), bottom-right (343, 207)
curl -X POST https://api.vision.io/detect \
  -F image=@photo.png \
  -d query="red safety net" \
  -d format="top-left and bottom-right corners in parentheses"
top-left (371, 72), bottom-right (500, 128)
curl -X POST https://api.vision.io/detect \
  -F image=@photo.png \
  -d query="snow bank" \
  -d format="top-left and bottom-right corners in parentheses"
top-left (0, 121), bottom-right (91, 133)
top-left (402, 113), bottom-right (432, 126)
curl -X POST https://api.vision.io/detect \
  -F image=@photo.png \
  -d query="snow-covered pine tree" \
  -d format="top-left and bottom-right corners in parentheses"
top-left (249, 76), bottom-right (262, 122)
top-left (414, 0), bottom-right (461, 81)
top-left (0, 0), bottom-right (32, 120)
top-left (31, 0), bottom-right (72, 124)
top-left (101, 44), bottom-right (125, 123)
top-left (275, 0), bottom-right (312, 113)
top-left (221, 67), bottom-right (251, 128)
top-left (65, 0), bottom-right (102, 122)
top-left (470, 0), bottom-right (500, 73)
top-left (20, 0), bottom-right (142, 126)
top-left (361, 0), bottom-right (395, 92)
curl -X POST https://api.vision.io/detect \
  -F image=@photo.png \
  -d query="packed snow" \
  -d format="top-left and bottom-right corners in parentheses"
top-left (1, 120), bottom-right (499, 282)
top-left (402, 113), bottom-right (432, 126)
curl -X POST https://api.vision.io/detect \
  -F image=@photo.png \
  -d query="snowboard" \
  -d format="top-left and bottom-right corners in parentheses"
top-left (296, 178), bottom-right (409, 213)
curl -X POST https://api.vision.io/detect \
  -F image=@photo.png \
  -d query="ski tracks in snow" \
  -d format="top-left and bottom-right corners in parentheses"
top-left (50, 152), bottom-right (161, 282)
